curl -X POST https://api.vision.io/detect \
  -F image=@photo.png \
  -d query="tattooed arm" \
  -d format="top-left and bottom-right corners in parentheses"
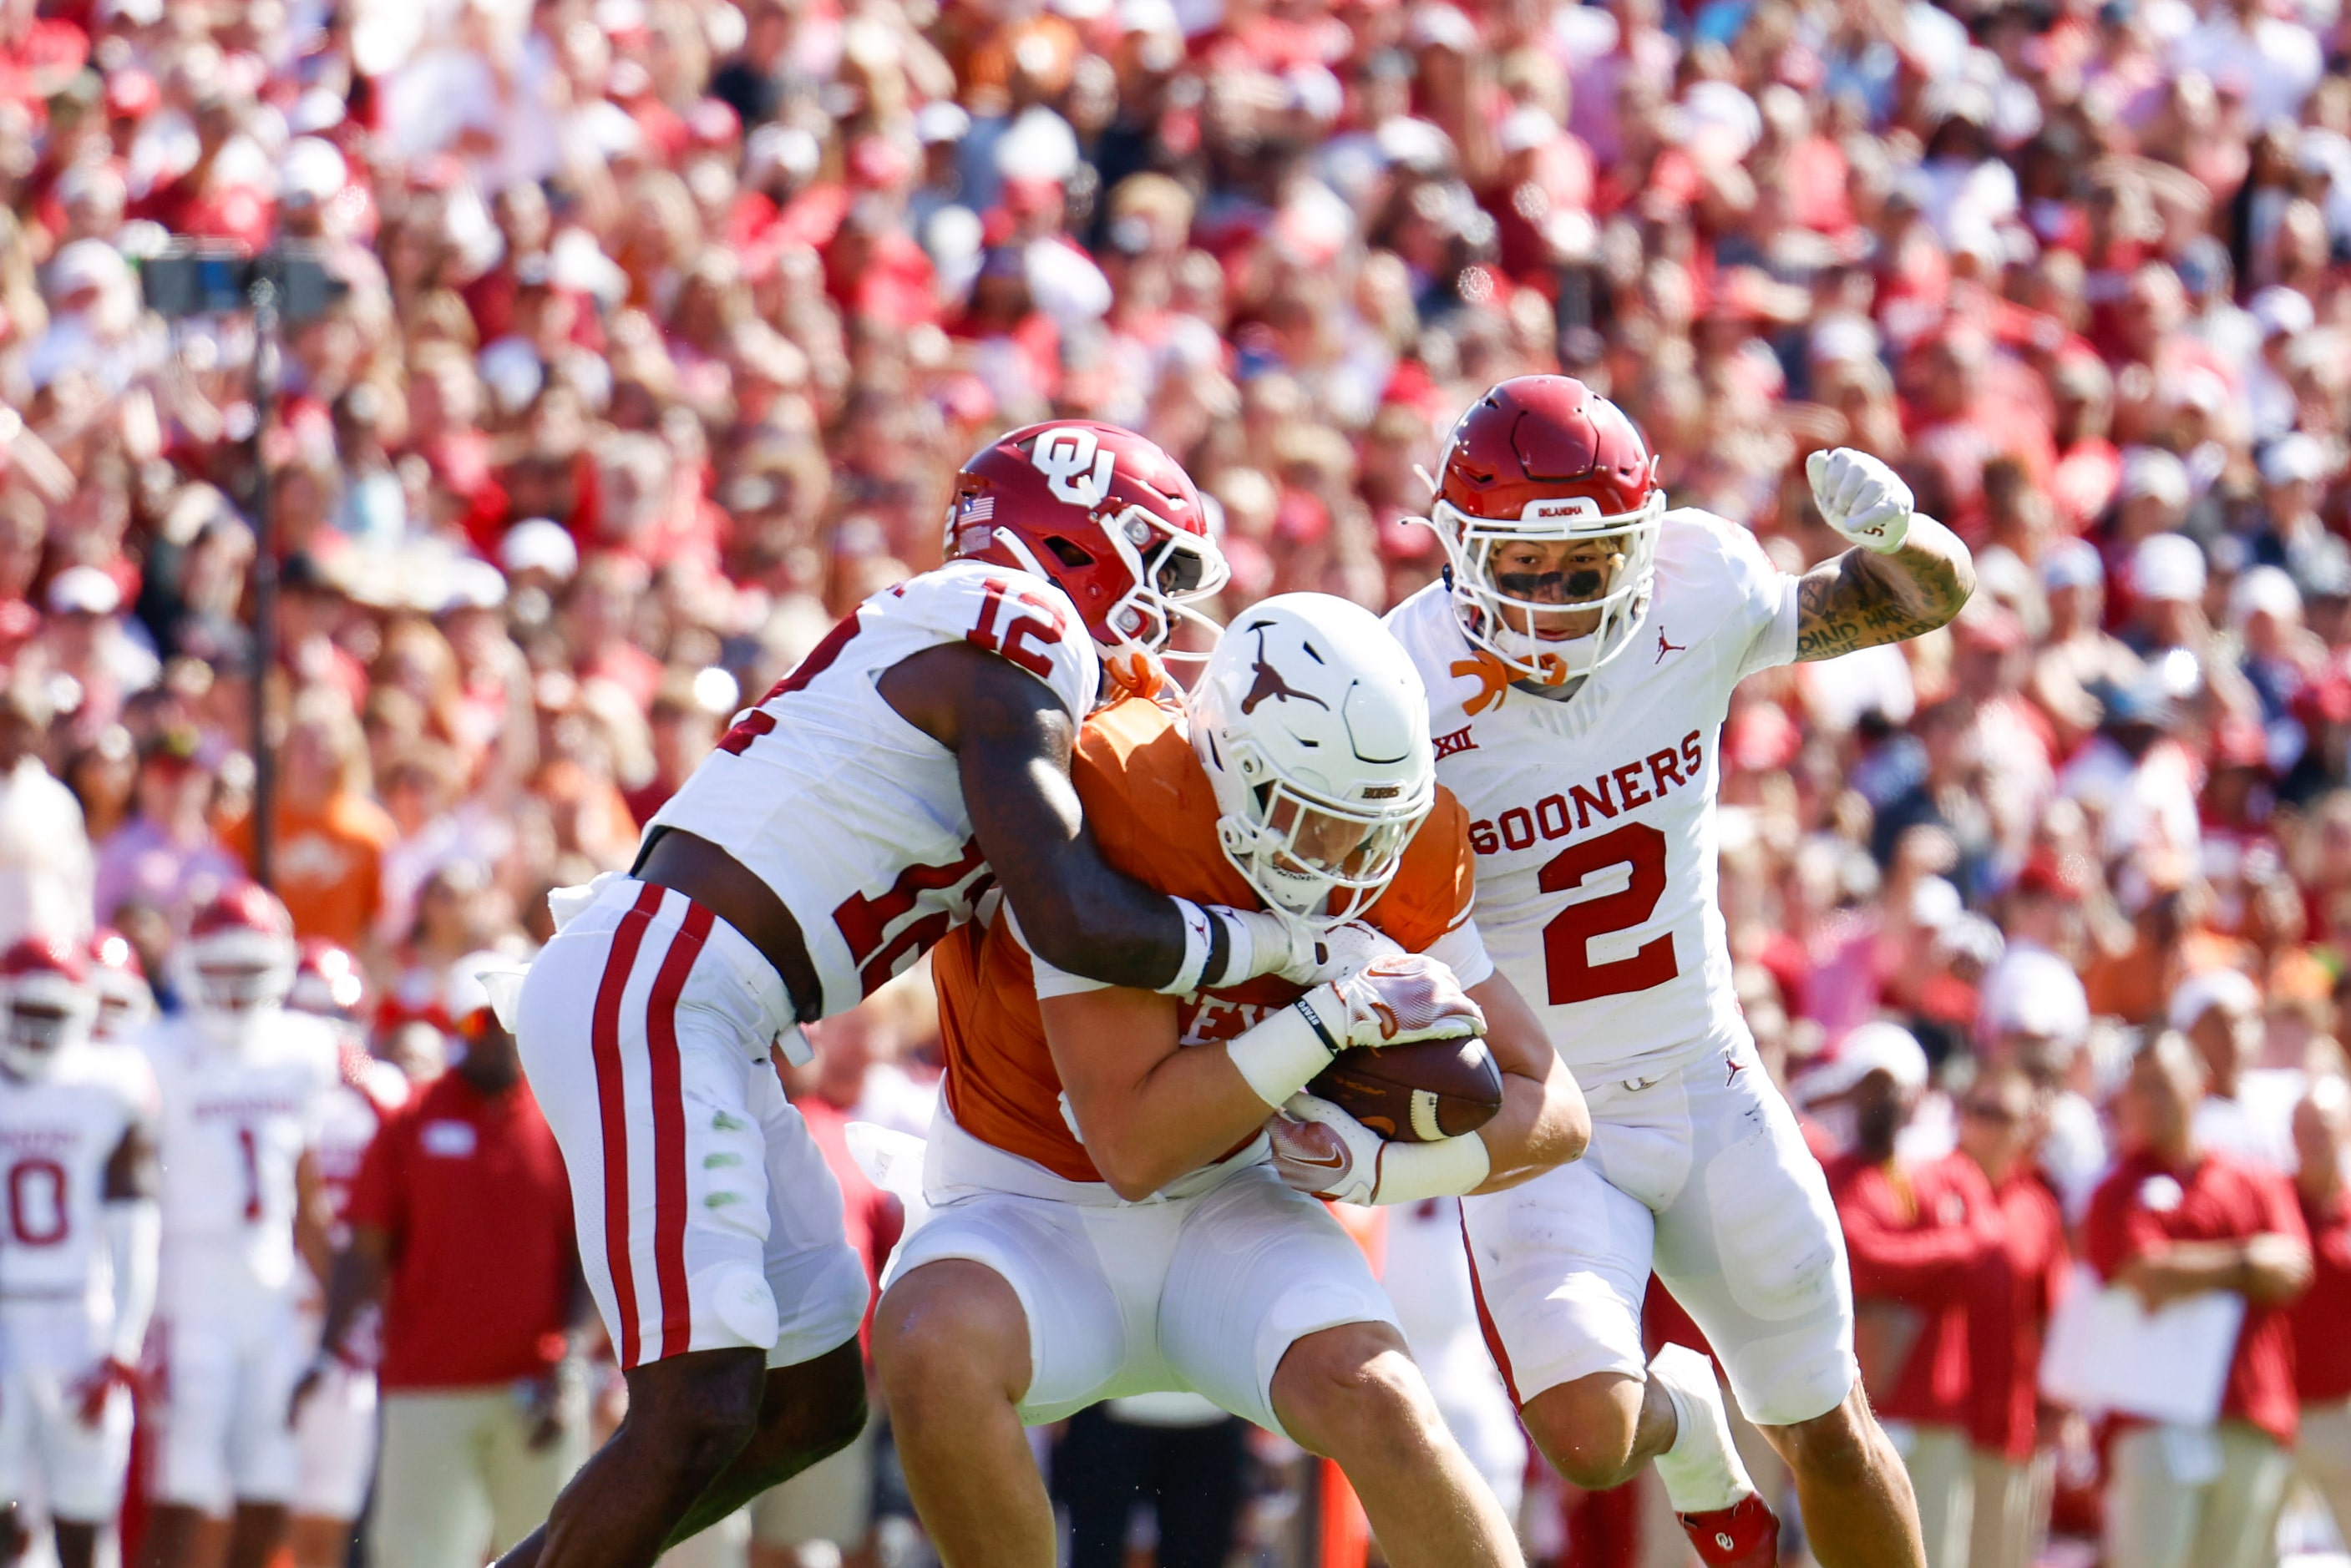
top-left (1793, 513), bottom-right (1976, 662)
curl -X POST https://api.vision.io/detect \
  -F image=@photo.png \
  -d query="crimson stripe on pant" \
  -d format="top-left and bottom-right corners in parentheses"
top-left (644, 901), bottom-right (715, 1361)
top-left (1457, 1204), bottom-right (1525, 1409)
top-left (591, 883), bottom-right (667, 1368)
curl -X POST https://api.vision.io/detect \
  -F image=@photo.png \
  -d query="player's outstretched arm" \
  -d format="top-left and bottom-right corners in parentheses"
top-left (1459, 969), bottom-right (1589, 1193)
top-left (881, 643), bottom-right (1305, 993)
top-left (1793, 448), bottom-right (1976, 663)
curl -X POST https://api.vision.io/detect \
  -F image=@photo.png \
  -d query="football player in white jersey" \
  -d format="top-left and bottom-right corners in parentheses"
top-left (139, 885), bottom-right (341, 1568)
top-left (0, 937), bottom-right (160, 1568)
top-left (281, 940), bottom-right (408, 1568)
top-left (506, 422), bottom-right (1357, 1568)
top-left (1375, 377), bottom-right (1974, 1568)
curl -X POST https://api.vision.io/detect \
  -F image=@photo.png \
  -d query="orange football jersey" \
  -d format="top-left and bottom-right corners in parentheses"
top-left (935, 694), bottom-right (1477, 1183)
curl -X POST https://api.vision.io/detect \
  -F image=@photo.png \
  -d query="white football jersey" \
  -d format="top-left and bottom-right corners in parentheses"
top-left (141, 1010), bottom-right (340, 1318)
top-left (1384, 509), bottom-right (1798, 1079)
top-left (0, 1044), bottom-right (155, 1322)
top-left (646, 561), bottom-right (1098, 1016)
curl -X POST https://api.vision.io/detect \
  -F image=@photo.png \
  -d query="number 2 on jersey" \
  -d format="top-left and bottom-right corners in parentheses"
top-left (966, 577), bottom-right (1067, 680)
top-left (1538, 822), bottom-right (1680, 1004)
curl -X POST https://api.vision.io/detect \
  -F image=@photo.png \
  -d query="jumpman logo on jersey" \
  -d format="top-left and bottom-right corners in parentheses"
top-left (1725, 1055), bottom-right (1746, 1085)
top-left (1655, 627), bottom-right (1687, 663)
top-left (1239, 625), bottom-right (1329, 716)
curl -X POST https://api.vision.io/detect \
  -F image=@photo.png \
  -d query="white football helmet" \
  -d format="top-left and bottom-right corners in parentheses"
top-left (1188, 594), bottom-right (1436, 933)
top-left (174, 883), bottom-right (299, 1043)
top-left (2, 936), bottom-right (97, 1080)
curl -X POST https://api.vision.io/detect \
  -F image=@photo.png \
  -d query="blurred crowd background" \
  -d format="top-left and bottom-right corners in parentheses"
top-left (3, 0), bottom-right (2351, 1560)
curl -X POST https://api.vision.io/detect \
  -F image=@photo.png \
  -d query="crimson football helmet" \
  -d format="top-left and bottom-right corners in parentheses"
top-left (175, 883), bottom-right (299, 1026)
top-left (87, 927), bottom-right (155, 1039)
top-left (2, 935), bottom-right (95, 1078)
top-left (945, 420), bottom-right (1229, 690)
top-left (1424, 376), bottom-right (1664, 689)
top-left (290, 938), bottom-right (368, 1023)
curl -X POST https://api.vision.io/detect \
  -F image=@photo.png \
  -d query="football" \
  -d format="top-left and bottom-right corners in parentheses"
top-left (1306, 1036), bottom-right (1504, 1142)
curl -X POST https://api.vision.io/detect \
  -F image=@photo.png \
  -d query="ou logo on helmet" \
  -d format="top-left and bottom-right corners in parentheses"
top-left (1033, 427), bottom-right (1117, 508)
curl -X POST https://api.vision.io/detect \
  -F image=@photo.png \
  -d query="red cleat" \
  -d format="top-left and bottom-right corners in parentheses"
top-left (1677, 1494), bottom-right (1780, 1567)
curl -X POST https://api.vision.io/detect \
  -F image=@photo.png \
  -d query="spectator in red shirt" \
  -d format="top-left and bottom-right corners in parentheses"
top-left (2084, 1032), bottom-right (2312, 1568)
top-left (1812, 1023), bottom-right (2004, 1568)
top-left (301, 959), bottom-right (590, 1568)
top-left (2290, 1076), bottom-right (2351, 1542)
top-left (1957, 1062), bottom-right (2070, 1568)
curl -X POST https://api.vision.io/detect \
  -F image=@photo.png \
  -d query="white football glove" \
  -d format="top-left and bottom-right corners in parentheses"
top-left (1299, 953), bottom-right (1486, 1052)
top-left (1203, 906), bottom-right (1330, 989)
top-left (1310, 920), bottom-right (1407, 981)
top-left (1268, 1093), bottom-right (1491, 1206)
top-left (1807, 448), bottom-right (1912, 555)
top-left (1269, 1094), bottom-right (1386, 1205)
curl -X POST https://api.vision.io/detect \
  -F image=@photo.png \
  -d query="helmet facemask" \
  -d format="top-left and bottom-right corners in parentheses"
top-left (1215, 766), bottom-right (1428, 932)
top-left (176, 930), bottom-right (296, 1044)
top-left (980, 505), bottom-right (1230, 691)
top-left (2, 983), bottom-right (92, 1080)
top-left (1429, 488), bottom-right (1664, 689)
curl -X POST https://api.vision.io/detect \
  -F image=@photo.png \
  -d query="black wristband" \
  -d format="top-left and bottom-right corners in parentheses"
top-left (1292, 994), bottom-right (1340, 1055)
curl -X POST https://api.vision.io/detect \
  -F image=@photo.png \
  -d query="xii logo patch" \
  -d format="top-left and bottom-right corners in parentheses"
top-left (1433, 725), bottom-right (1478, 759)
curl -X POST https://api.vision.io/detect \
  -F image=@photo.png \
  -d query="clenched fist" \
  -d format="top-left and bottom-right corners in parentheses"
top-left (1807, 448), bottom-right (1913, 555)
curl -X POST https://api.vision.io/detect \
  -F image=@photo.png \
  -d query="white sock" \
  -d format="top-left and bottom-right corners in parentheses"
top-left (1647, 1343), bottom-right (1758, 1515)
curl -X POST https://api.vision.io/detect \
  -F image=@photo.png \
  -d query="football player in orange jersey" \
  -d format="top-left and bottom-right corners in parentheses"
top-left (874, 594), bottom-right (1588, 1566)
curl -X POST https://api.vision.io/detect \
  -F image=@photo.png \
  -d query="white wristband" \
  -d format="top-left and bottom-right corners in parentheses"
top-left (1372, 1131), bottom-right (1492, 1206)
top-left (1159, 898), bottom-right (1217, 996)
top-left (1226, 1001), bottom-right (1338, 1110)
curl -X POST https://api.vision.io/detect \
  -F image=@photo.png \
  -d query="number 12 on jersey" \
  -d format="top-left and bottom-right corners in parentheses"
top-left (965, 577), bottom-right (1068, 680)
top-left (1538, 822), bottom-right (1680, 1004)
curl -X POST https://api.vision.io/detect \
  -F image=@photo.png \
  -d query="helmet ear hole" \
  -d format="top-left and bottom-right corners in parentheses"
top-left (1044, 536), bottom-right (1095, 569)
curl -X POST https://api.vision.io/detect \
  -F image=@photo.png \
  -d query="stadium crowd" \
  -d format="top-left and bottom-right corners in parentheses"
top-left (1, 0), bottom-right (2350, 1560)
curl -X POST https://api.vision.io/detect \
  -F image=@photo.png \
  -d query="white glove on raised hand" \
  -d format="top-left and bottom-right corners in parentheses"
top-left (1268, 1093), bottom-right (1490, 1206)
top-left (1299, 953), bottom-right (1485, 1052)
top-left (1807, 448), bottom-right (1913, 555)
